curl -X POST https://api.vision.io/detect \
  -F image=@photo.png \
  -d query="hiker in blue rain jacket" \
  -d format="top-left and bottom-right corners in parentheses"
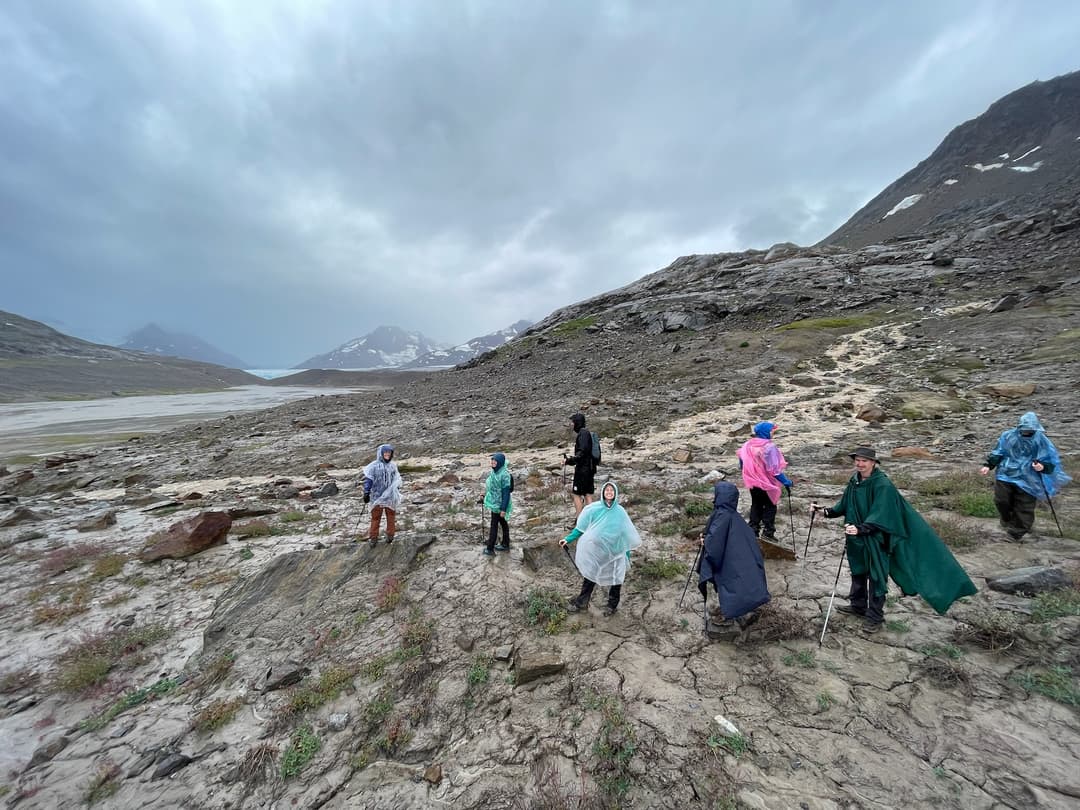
top-left (698, 481), bottom-right (770, 630)
top-left (482, 452), bottom-right (513, 556)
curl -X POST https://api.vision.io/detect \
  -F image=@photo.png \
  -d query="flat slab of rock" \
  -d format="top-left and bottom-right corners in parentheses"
top-left (0, 506), bottom-right (44, 527)
top-left (513, 649), bottom-right (566, 685)
top-left (985, 566), bottom-right (1071, 596)
top-left (76, 509), bottom-right (117, 532)
top-left (139, 511), bottom-right (232, 562)
top-left (979, 382), bottom-right (1037, 399)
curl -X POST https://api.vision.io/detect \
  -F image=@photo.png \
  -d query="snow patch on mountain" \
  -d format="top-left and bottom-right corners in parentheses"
top-left (404, 320), bottom-right (534, 369)
top-left (295, 326), bottom-right (447, 370)
top-left (883, 194), bottom-right (923, 218)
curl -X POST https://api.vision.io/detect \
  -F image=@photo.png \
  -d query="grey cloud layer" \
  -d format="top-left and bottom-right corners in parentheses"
top-left (1, 1), bottom-right (1078, 365)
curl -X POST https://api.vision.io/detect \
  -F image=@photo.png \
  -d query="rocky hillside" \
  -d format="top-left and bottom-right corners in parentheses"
top-left (295, 326), bottom-right (446, 370)
top-left (120, 324), bottom-right (250, 370)
top-left (825, 70), bottom-right (1080, 247)
top-left (0, 311), bottom-right (265, 402)
top-left (1, 193), bottom-right (1077, 808)
top-left (404, 320), bottom-right (533, 369)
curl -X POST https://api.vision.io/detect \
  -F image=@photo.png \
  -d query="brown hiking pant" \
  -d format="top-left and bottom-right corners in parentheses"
top-left (369, 505), bottom-right (396, 540)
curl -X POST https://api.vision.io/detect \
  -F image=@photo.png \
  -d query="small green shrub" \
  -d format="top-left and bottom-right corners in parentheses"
top-left (283, 666), bottom-right (355, 716)
top-left (81, 678), bottom-right (179, 731)
top-left (955, 492), bottom-right (997, 518)
top-left (551, 315), bottom-right (597, 336)
top-left (816, 691), bottom-right (835, 711)
top-left (778, 313), bottom-right (881, 331)
top-left (927, 516), bottom-right (979, 549)
top-left (1031, 589), bottom-right (1080, 622)
top-left (237, 547), bottom-right (254, 561)
top-left (467, 655), bottom-right (492, 688)
top-left (684, 500), bottom-right (712, 517)
top-left (707, 731), bottom-right (748, 757)
top-left (55, 624), bottom-right (171, 694)
top-left (525, 588), bottom-right (568, 635)
top-left (90, 553), bottom-right (127, 580)
top-left (280, 726), bottom-right (320, 779)
top-left (375, 576), bottom-right (404, 611)
top-left (1011, 666), bottom-right (1079, 707)
top-left (83, 761), bottom-right (121, 806)
top-left (397, 463), bottom-right (432, 474)
top-left (193, 696), bottom-right (244, 733)
top-left (635, 557), bottom-right (687, 580)
top-left (781, 649), bottom-right (816, 669)
top-left (918, 643), bottom-right (964, 660)
top-left (362, 691), bottom-right (394, 727)
top-left (886, 619), bottom-right (910, 633)
top-left (280, 511), bottom-right (308, 523)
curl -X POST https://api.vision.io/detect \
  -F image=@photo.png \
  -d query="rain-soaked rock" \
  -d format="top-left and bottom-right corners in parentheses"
top-left (0, 506), bottom-right (45, 527)
top-left (856, 404), bottom-right (888, 423)
top-left (152, 752), bottom-right (193, 779)
top-left (25, 735), bottom-right (70, 772)
top-left (986, 566), bottom-right (1071, 596)
top-left (513, 649), bottom-right (566, 685)
top-left (227, 504), bottom-right (278, 519)
top-left (139, 511), bottom-right (232, 562)
top-left (978, 382), bottom-right (1037, 399)
top-left (311, 481), bottom-right (339, 499)
top-left (262, 660), bottom-right (311, 692)
top-left (76, 509), bottom-right (117, 532)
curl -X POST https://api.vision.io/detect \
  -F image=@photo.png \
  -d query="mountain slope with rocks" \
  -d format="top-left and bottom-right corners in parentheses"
top-left (120, 324), bottom-right (250, 370)
top-left (825, 70), bottom-right (1080, 248)
top-left (295, 326), bottom-right (447, 370)
top-left (1, 88), bottom-right (1079, 808)
top-left (404, 320), bottom-right (533, 369)
top-left (0, 311), bottom-right (266, 402)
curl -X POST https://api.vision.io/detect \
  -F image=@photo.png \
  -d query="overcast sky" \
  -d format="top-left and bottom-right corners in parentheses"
top-left (2, 1), bottom-right (1078, 366)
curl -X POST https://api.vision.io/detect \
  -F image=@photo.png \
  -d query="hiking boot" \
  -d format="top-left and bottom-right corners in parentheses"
top-left (1007, 530), bottom-right (1026, 541)
top-left (482, 547), bottom-right (495, 557)
top-left (861, 620), bottom-right (883, 635)
top-left (708, 606), bottom-right (725, 620)
top-left (735, 611), bottom-right (759, 630)
top-left (602, 606), bottom-right (617, 617)
top-left (386, 534), bottom-right (394, 545)
top-left (368, 537), bottom-right (379, 546)
top-left (494, 543), bottom-right (510, 552)
top-left (567, 598), bottom-right (588, 613)
top-left (836, 604), bottom-right (865, 616)
top-left (761, 532), bottom-right (778, 543)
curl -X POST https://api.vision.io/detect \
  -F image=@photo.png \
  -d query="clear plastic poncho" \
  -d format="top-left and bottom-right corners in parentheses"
top-left (363, 444), bottom-right (403, 509)
top-left (569, 482), bottom-right (642, 585)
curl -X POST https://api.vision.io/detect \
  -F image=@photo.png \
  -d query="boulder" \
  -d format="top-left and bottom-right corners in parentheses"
top-left (263, 660), bottom-right (311, 692)
top-left (856, 404), bottom-right (888, 423)
top-left (613, 435), bottom-right (637, 450)
top-left (897, 392), bottom-right (972, 420)
top-left (0, 506), bottom-right (45, 527)
top-left (978, 382), bottom-right (1037, 399)
top-left (521, 540), bottom-right (570, 573)
top-left (311, 481), bottom-right (339, 499)
top-left (672, 448), bottom-right (694, 463)
top-left (139, 511), bottom-right (232, 562)
top-left (985, 566), bottom-right (1071, 596)
top-left (76, 509), bottom-right (117, 532)
top-left (513, 649), bottom-right (566, 685)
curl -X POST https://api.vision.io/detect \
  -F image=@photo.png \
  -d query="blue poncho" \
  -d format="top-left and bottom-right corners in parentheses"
top-left (989, 412), bottom-right (1071, 499)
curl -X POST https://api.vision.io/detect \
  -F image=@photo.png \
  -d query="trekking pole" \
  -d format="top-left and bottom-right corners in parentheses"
top-left (786, 489), bottom-right (797, 557)
top-left (1038, 474), bottom-right (1064, 537)
top-left (804, 506), bottom-right (817, 558)
top-left (679, 542), bottom-right (705, 609)
top-left (353, 500), bottom-right (368, 534)
top-left (562, 544), bottom-right (581, 576)
top-left (818, 544), bottom-right (848, 648)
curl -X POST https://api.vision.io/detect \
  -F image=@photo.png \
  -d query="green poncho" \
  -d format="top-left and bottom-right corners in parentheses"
top-left (830, 467), bottom-right (977, 614)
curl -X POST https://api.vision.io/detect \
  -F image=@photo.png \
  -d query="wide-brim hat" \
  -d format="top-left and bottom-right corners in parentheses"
top-left (849, 446), bottom-right (878, 461)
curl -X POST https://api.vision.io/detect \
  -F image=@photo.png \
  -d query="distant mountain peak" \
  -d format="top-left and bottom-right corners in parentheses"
top-left (825, 70), bottom-right (1080, 247)
top-left (120, 324), bottom-right (249, 369)
top-left (404, 320), bottom-right (534, 369)
top-left (295, 326), bottom-right (447, 370)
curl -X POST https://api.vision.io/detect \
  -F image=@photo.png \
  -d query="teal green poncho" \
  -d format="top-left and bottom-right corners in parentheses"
top-left (830, 467), bottom-right (977, 614)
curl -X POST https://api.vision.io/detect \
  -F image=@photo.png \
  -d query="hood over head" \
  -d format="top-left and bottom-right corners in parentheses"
top-left (1017, 412), bottom-right (1044, 435)
top-left (571, 412), bottom-right (586, 432)
top-left (600, 480), bottom-right (619, 506)
top-left (491, 452), bottom-right (506, 471)
top-left (376, 443), bottom-right (394, 462)
top-left (752, 422), bottom-right (775, 440)
top-left (713, 481), bottom-right (740, 510)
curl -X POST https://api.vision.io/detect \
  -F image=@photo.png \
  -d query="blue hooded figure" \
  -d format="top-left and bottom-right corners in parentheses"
top-left (698, 481), bottom-right (771, 625)
top-left (982, 412), bottom-right (1070, 540)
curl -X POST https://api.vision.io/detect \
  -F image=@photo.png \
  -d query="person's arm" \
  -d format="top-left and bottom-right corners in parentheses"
top-left (560, 528), bottom-right (584, 546)
top-left (362, 476), bottom-right (372, 501)
top-left (499, 477), bottom-right (511, 513)
top-left (776, 472), bottom-right (793, 490)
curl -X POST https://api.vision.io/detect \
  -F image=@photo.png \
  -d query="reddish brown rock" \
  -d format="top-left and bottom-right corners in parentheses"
top-left (890, 446), bottom-right (934, 460)
top-left (856, 404), bottom-right (888, 423)
top-left (139, 511), bottom-right (232, 562)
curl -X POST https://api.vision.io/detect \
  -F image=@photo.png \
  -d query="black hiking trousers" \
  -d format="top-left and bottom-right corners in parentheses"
top-left (747, 487), bottom-right (777, 538)
top-left (487, 512), bottom-right (510, 551)
top-left (848, 574), bottom-right (886, 624)
top-left (993, 479), bottom-right (1036, 539)
top-left (574, 579), bottom-right (621, 610)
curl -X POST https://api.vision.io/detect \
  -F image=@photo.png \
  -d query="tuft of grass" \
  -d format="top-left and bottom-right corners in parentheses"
top-left (551, 315), bottom-right (597, 336)
top-left (886, 619), bottom-right (911, 634)
top-left (362, 690), bottom-right (394, 727)
top-left (635, 557), bottom-right (687, 580)
top-left (193, 696), bottom-right (244, 733)
top-left (816, 691), bottom-right (835, 711)
top-left (684, 500), bottom-right (712, 517)
top-left (707, 730), bottom-right (749, 757)
top-left (397, 463), bottom-right (432, 474)
top-left (232, 520), bottom-right (272, 537)
top-left (54, 624), bottom-right (171, 694)
top-left (400, 609), bottom-right (434, 654)
top-left (914, 471), bottom-right (996, 517)
top-left (373, 715), bottom-right (413, 756)
top-left (467, 655), bottom-right (492, 689)
top-left (952, 604), bottom-right (1020, 652)
top-left (1030, 589), bottom-right (1080, 622)
top-left (237, 742), bottom-right (278, 785)
top-left (83, 761), bottom-right (121, 806)
top-left (1011, 666), bottom-right (1079, 707)
top-left (919, 643), bottom-right (964, 660)
top-left (955, 492), bottom-right (997, 518)
top-left (525, 587), bottom-right (568, 635)
top-left (781, 649), bottom-right (816, 669)
top-left (237, 547), bottom-right (255, 561)
top-left (655, 516), bottom-right (700, 537)
top-left (192, 650), bottom-right (237, 693)
top-left (360, 653), bottom-right (392, 682)
top-left (375, 576), bottom-right (404, 611)
top-left (81, 677), bottom-right (179, 731)
top-left (279, 511), bottom-right (309, 523)
top-left (33, 583), bottom-right (92, 625)
top-left (590, 696), bottom-right (637, 803)
top-left (283, 665), bottom-right (355, 717)
top-left (280, 725), bottom-right (320, 780)
top-left (90, 553), bottom-right (127, 580)
top-left (927, 516), bottom-right (979, 549)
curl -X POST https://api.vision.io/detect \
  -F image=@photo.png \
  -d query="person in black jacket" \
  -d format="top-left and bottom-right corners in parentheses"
top-left (563, 412), bottom-right (596, 517)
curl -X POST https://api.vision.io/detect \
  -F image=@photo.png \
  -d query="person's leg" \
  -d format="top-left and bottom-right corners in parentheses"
top-left (368, 505), bottom-right (383, 542)
top-left (494, 514), bottom-right (510, 550)
top-left (486, 512), bottom-right (500, 553)
top-left (572, 494), bottom-right (584, 516)
top-left (994, 479), bottom-right (1016, 529)
top-left (864, 582), bottom-right (886, 625)
top-left (845, 573), bottom-right (869, 613)
top-left (385, 508), bottom-right (396, 542)
top-left (606, 584), bottom-right (621, 610)
top-left (747, 488), bottom-right (764, 535)
top-left (570, 578), bottom-right (596, 610)
top-left (1012, 487), bottom-right (1037, 538)
top-left (761, 497), bottom-right (778, 540)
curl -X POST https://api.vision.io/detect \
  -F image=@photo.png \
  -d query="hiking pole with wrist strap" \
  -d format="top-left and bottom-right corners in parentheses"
top-left (818, 543), bottom-right (848, 648)
top-left (562, 543), bottom-right (581, 576)
top-left (786, 488), bottom-right (797, 557)
top-left (679, 542), bottom-right (705, 609)
top-left (1038, 474), bottom-right (1064, 537)
top-left (804, 504), bottom-right (818, 557)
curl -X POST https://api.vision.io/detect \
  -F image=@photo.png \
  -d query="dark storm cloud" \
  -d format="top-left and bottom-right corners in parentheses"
top-left (1, 1), bottom-right (1078, 365)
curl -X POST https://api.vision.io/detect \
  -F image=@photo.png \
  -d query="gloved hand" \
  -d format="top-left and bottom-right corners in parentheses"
top-left (363, 492), bottom-right (370, 503)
